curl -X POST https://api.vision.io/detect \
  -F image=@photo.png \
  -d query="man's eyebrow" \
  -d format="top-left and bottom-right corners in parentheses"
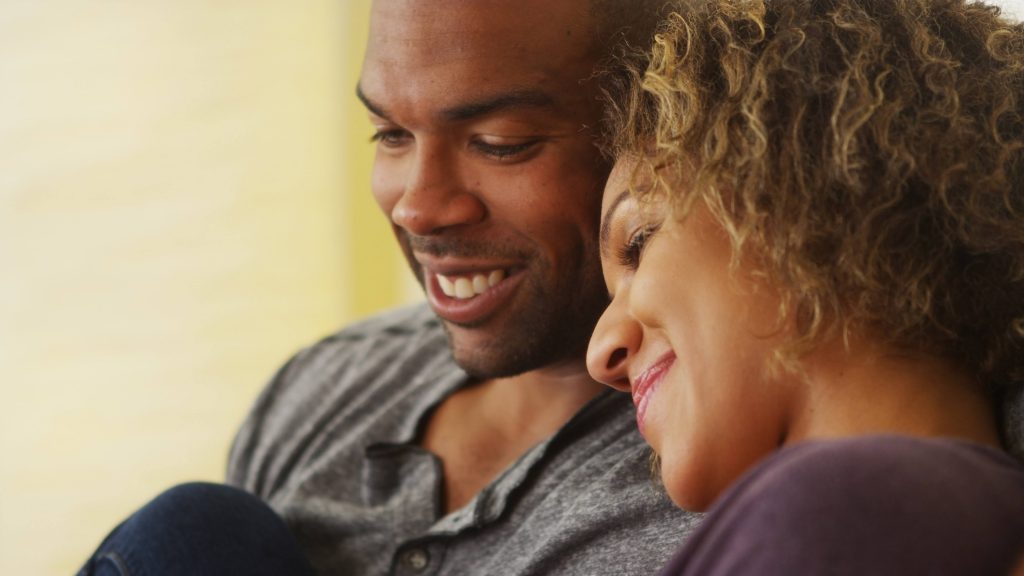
top-left (600, 190), bottom-right (632, 258)
top-left (355, 85), bottom-right (556, 124)
top-left (355, 84), bottom-right (388, 119)
top-left (441, 89), bottom-right (556, 122)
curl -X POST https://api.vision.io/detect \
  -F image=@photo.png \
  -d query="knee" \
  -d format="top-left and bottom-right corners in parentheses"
top-left (142, 482), bottom-right (264, 517)
top-left (80, 483), bottom-right (313, 576)
top-left (129, 482), bottom-right (284, 539)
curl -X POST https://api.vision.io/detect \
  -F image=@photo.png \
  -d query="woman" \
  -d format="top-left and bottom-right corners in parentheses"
top-left (587, 0), bottom-right (1024, 573)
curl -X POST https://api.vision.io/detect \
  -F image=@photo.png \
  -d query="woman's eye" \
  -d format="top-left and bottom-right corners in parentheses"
top-left (370, 129), bottom-right (411, 148)
top-left (617, 224), bottom-right (660, 270)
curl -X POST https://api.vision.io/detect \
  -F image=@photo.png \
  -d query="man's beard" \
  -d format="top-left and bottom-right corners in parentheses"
top-left (398, 230), bottom-right (608, 378)
top-left (442, 266), bottom-right (608, 378)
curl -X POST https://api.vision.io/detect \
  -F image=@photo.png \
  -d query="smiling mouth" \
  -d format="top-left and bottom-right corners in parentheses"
top-left (424, 264), bottom-right (523, 327)
top-left (435, 269), bottom-right (507, 300)
top-left (632, 352), bottom-right (676, 437)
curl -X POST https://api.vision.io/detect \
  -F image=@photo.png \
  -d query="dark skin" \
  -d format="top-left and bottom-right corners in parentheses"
top-left (359, 0), bottom-right (610, 512)
top-left (422, 372), bottom-right (605, 512)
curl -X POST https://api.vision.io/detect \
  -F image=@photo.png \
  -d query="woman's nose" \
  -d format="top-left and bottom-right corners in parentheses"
top-left (587, 294), bottom-right (641, 392)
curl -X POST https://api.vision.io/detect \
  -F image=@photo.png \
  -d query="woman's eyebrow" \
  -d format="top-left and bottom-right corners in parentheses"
top-left (600, 190), bottom-right (632, 258)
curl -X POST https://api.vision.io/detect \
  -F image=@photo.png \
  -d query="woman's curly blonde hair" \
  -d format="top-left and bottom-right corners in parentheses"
top-left (604, 0), bottom-right (1024, 390)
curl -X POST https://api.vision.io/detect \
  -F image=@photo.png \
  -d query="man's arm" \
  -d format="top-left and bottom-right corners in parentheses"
top-left (227, 353), bottom-right (303, 497)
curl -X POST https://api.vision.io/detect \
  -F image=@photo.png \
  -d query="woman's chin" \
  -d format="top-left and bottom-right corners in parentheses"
top-left (659, 458), bottom-right (719, 513)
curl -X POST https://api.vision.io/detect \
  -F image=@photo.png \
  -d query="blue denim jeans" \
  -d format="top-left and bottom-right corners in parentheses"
top-left (76, 483), bottom-right (315, 576)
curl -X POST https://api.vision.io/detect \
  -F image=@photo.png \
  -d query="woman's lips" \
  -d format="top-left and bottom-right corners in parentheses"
top-left (631, 351), bottom-right (676, 436)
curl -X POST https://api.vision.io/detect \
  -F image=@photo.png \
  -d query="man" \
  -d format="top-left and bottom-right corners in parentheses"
top-left (226, 0), bottom-right (699, 574)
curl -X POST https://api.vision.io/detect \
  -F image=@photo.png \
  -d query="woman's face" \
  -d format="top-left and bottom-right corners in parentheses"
top-left (586, 159), bottom-right (800, 511)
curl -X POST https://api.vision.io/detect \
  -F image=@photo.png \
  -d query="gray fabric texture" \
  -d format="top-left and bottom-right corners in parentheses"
top-left (227, 303), bottom-right (700, 576)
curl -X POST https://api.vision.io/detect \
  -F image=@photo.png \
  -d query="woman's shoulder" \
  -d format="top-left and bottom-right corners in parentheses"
top-left (750, 435), bottom-right (1024, 502)
top-left (662, 436), bottom-right (1024, 576)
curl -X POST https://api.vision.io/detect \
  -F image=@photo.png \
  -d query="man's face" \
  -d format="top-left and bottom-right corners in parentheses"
top-left (358, 0), bottom-right (611, 377)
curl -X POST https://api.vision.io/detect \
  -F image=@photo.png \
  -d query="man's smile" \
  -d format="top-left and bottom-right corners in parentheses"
top-left (417, 254), bottom-right (526, 325)
top-left (436, 269), bottom-right (507, 300)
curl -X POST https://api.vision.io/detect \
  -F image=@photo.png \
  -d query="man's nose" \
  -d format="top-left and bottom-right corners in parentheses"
top-left (391, 144), bottom-right (486, 236)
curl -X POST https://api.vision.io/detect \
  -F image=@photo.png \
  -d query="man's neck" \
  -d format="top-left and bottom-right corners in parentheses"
top-left (420, 360), bottom-right (605, 514)
top-left (482, 361), bottom-right (609, 438)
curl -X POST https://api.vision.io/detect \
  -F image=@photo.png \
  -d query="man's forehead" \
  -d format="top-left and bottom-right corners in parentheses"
top-left (361, 2), bottom-right (602, 121)
top-left (369, 0), bottom-right (592, 28)
top-left (365, 0), bottom-right (595, 67)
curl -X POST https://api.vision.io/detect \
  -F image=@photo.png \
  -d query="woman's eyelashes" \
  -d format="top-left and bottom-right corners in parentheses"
top-left (617, 223), bottom-right (661, 270)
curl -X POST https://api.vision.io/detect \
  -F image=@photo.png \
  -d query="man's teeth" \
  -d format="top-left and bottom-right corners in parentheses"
top-left (455, 278), bottom-right (474, 299)
top-left (437, 270), bottom-right (506, 300)
top-left (472, 275), bottom-right (488, 293)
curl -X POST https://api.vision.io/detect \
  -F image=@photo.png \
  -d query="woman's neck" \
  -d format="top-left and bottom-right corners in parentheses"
top-left (788, 335), bottom-right (1001, 449)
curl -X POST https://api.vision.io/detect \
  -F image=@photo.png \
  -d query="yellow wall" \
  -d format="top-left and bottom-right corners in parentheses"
top-left (0, 1), bottom-right (417, 573)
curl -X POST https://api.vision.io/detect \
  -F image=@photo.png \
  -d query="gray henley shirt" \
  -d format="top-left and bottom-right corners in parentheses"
top-left (227, 304), bottom-right (700, 575)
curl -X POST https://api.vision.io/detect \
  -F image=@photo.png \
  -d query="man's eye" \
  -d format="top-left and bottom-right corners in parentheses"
top-left (616, 224), bottom-right (660, 270)
top-left (472, 139), bottom-right (539, 161)
top-left (370, 129), bottom-right (411, 148)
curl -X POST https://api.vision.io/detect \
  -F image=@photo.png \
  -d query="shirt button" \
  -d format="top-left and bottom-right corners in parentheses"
top-left (404, 548), bottom-right (430, 572)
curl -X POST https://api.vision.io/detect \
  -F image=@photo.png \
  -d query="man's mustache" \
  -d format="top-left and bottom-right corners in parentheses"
top-left (405, 234), bottom-right (531, 261)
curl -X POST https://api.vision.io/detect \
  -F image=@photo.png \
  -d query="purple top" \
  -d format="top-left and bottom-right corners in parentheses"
top-left (659, 436), bottom-right (1024, 575)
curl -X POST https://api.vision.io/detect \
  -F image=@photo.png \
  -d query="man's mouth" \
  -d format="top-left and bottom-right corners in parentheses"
top-left (423, 262), bottom-right (522, 326)
top-left (435, 270), bottom-right (507, 300)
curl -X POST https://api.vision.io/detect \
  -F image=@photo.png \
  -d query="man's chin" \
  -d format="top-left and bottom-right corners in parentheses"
top-left (441, 319), bottom-right (581, 380)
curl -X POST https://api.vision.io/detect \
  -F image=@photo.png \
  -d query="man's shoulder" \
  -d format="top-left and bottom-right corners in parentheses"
top-left (284, 302), bottom-right (449, 377)
top-left (227, 303), bottom-right (460, 495)
top-left (315, 302), bottom-right (442, 350)
top-left (274, 301), bottom-right (457, 400)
